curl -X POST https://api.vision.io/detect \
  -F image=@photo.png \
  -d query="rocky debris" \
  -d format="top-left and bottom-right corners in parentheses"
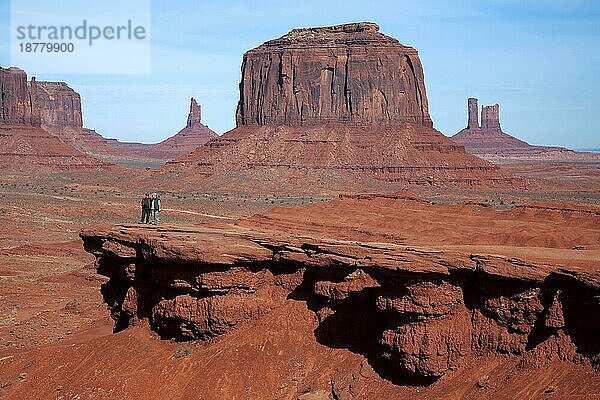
top-left (80, 210), bottom-right (600, 381)
top-left (451, 98), bottom-right (599, 162)
top-left (545, 290), bottom-right (565, 329)
top-left (315, 269), bottom-right (380, 300)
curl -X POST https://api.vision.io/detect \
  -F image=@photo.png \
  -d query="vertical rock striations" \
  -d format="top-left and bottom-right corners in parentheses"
top-left (467, 97), bottom-right (479, 130)
top-left (0, 67), bottom-right (41, 127)
top-left (236, 22), bottom-right (432, 127)
top-left (36, 81), bottom-right (84, 127)
top-left (481, 103), bottom-right (500, 131)
top-left (187, 97), bottom-right (202, 127)
top-left (0, 67), bottom-right (106, 171)
top-left (168, 22), bottom-right (515, 189)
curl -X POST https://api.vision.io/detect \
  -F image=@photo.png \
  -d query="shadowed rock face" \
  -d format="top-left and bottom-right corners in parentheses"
top-left (236, 22), bottom-right (432, 127)
top-left (0, 67), bottom-right (41, 127)
top-left (81, 195), bottom-right (600, 381)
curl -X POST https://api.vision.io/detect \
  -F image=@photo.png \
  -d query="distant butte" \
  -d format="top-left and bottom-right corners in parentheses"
top-left (140, 97), bottom-right (217, 159)
top-left (164, 22), bottom-right (517, 190)
top-left (451, 98), bottom-right (598, 162)
top-left (0, 66), bottom-right (107, 172)
top-left (32, 77), bottom-right (218, 168)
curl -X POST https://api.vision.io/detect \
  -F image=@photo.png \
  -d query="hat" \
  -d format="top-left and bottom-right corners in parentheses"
top-left (152, 192), bottom-right (157, 196)
top-left (145, 193), bottom-right (149, 196)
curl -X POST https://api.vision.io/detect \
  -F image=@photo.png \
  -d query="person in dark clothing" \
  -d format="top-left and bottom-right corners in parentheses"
top-left (139, 193), bottom-right (151, 223)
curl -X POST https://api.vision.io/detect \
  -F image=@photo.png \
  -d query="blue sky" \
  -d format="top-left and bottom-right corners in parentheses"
top-left (1, 0), bottom-right (599, 148)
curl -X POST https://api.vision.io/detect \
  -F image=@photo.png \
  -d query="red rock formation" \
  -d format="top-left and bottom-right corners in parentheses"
top-left (165, 23), bottom-right (515, 189)
top-left (0, 67), bottom-right (107, 171)
top-left (34, 81), bottom-right (132, 164)
top-left (467, 97), bottom-right (478, 129)
top-left (33, 80), bottom-right (217, 167)
top-left (451, 98), bottom-right (598, 163)
top-left (236, 22), bottom-right (431, 127)
top-left (0, 67), bottom-right (40, 127)
top-left (36, 81), bottom-right (83, 127)
top-left (80, 195), bottom-right (600, 381)
top-left (187, 97), bottom-right (201, 127)
top-left (481, 103), bottom-right (500, 131)
top-left (0, 124), bottom-right (107, 171)
top-left (141, 97), bottom-right (217, 159)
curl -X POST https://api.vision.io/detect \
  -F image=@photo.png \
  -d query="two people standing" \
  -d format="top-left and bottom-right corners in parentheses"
top-left (140, 192), bottom-right (161, 224)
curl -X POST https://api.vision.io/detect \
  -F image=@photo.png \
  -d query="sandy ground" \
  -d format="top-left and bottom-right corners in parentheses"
top-left (0, 168), bottom-right (598, 399)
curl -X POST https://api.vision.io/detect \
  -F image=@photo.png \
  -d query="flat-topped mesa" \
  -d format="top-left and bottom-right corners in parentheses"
top-left (36, 81), bottom-right (84, 128)
top-left (481, 103), bottom-right (501, 131)
top-left (186, 97), bottom-right (202, 127)
top-left (0, 67), bottom-right (41, 127)
top-left (236, 22), bottom-right (432, 127)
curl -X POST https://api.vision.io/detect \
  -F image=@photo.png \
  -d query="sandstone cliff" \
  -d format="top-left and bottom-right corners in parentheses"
top-left (0, 67), bottom-right (41, 127)
top-left (0, 67), bottom-right (108, 171)
top-left (36, 81), bottom-right (83, 127)
top-left (80, 194), bottom-right (600, 386)
top-left (164, 23), bottom-right (516, 190)
top-left (236, 22), bottom-right (431, 127)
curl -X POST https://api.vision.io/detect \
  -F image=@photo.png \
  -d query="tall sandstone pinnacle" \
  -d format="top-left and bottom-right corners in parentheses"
top-left (467, 98), bottom-right (479, 130)
top-left (187, 97), bottom-right (202, 127)
top-left (451, 97), bottom-right (568, 158)
top-left (145, 97), bottom-right (217, 159)
top-left (168, 23), bottom-right (516, 189)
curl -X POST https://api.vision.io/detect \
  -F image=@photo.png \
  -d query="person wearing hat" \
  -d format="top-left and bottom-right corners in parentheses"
top-left (139, 193), bottom-right (151, 224)
top-left (150, 192), bottom-right (161, 225)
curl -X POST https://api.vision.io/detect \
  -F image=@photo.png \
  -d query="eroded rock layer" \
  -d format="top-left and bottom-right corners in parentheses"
top-left (0, 67), bottom-right (108, 171)
top-left (0, 124), bottom-right (108, 171)
top-left (171, 124), bottom-right (512, 187)
top-left (37, 81), bottom-right (83, 127)
top-left (164, 23), bottom-right (515, 188)
top-left (0, 67), bottom-right (40, 126)
top-left (237, 22), bottom-right (431, 127)
top-left (81, 196), bottom-right (600, 381)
